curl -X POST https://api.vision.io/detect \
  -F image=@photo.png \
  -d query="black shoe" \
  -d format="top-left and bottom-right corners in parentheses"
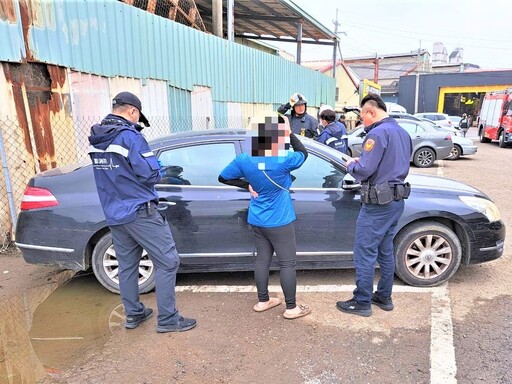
top-left (156, 316), bottom-right (197, 333)
top-left (371, 293), bottom-right (394, 311)
top-left (125, 308), bottom-right (153, 329)
top-left (336, 299), bottom-right (372, 317)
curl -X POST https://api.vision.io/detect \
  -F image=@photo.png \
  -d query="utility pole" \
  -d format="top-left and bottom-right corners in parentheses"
top-left (332, 9), bottom-right (340, 79)
top-left (331, 10), bottom-right (347, 79)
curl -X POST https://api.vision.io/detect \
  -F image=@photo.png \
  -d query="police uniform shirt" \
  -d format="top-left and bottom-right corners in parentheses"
top-left (347, 117), bottom-right (412, 185)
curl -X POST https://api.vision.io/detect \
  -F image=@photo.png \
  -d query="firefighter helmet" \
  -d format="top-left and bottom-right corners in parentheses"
top-left (289, 93), bottom-right (307, 107)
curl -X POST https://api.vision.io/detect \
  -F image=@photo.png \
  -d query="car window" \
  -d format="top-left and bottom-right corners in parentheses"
top-left (158, 143), bottom-right (237, 186)
top-left (290, 152), bottom-right (345, 189)
top-left (398, 122), bottom-right (419, 134)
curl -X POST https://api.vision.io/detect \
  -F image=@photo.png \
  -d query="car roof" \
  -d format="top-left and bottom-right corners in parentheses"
top-left (147, 128), bottom-right (337, 156)
top-left (389, 112), bottom-right (422, 121)
top-left (148, 129), bottom-right (246, 147)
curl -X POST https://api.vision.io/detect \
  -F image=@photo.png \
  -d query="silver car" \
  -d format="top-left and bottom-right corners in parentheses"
top-left (414, 112), bottom-right (453, 129)
top-left (419, 118), bottom-right (477, 160)
top-left (348, 120), bottom-right (453, 168)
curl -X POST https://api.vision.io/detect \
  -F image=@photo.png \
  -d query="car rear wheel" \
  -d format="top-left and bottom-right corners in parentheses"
top-left (448, 144), bottom-right (462, 160)
top-left (91, 233), bottom-right (156, 294)
top-left (498, 130), bottom-right (507, 148)
top-left (413, 147), bottom-right (435, 168)
top-left (394, 221), bottom-right (462, 287)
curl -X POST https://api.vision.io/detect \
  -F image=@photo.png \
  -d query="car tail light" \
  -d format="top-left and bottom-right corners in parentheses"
top-left (445, 134), bottom-right (452, 140)
top-left (20, 186), bottom-right (58, 210)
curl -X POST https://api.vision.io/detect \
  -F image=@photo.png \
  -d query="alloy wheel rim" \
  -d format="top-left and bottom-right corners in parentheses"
top-left (418, 150), bottom-right (433, 166)
top-left (103, 245), bottom-right (154, 285)
top-left (405, 234), bottom-right (453, 280)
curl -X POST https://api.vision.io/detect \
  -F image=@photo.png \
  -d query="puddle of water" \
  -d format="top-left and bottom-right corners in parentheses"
top-left (0, 273), bottom-right (124, 383)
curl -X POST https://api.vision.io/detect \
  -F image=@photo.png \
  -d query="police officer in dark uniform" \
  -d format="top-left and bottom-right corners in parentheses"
top-left (336, 93), bottom-right (412, 317)
top-left (89, 92), bottom-right (196, 332)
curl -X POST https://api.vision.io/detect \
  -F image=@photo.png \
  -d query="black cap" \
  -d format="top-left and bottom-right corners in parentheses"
top-left (112, 91), bottom-right (150, 127)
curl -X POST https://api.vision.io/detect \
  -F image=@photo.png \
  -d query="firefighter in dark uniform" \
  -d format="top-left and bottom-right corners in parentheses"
top-left (336, 93), bottom-right (412, 317)
top-left (277, 92), bottom-right (318, 138)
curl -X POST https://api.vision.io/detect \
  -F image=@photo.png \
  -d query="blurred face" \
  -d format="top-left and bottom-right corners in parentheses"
top-left (249, 115), bottom-right (290, 163)
top-left (294, 104), bottom-right (306, 115)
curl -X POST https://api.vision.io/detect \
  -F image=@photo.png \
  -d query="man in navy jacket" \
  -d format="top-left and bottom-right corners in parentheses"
top-left (89, 91), bottom-right (196, 333)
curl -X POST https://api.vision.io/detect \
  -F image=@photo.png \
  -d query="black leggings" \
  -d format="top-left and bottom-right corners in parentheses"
top-left (252, 223), bottom-right (297, 309)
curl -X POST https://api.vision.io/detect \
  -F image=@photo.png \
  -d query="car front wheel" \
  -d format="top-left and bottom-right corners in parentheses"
top-left (394, 221), bottom-right (462, 287)
top-left (91, 233), bottom-right (156, 294)
top-left (413, 147), bottom-right (435, 167)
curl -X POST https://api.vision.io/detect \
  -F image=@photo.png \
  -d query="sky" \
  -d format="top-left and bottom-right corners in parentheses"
top-left (274, 0), bottom-right (512, 69)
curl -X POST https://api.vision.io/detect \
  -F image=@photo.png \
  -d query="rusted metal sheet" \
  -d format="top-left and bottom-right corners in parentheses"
top-left (0, 0), bottom-right (16, 22)
top-left (0, 0), bottom-right (25, 62)
top-left (2, 63), bottom-right (76, 173)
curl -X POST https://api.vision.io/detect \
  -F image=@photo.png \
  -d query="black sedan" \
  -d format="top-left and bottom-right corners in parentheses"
top-left (15, 130), bottom-right (505, 293)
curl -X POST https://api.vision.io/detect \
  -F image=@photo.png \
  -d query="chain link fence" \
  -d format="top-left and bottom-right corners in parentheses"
top-left (0, 114), bottom-right (247, 250)
top-left (122, 0), bottom-right (207, 31)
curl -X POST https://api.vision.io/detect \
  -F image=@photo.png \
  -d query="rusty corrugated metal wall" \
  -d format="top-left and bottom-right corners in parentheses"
top-left (0, 0), bottom-right (335, 238)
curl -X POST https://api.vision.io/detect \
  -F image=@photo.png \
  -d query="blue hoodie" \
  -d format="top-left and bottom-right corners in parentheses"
top-left (88, 114), bottom-right (161, 226)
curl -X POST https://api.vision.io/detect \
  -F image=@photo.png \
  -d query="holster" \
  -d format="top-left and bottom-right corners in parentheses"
top-left (360, 183), bottom-right (371, 204)
top-left (374, 183), bottom-right (393, 205)
top-left (394, 182), bottom-right (411, 200)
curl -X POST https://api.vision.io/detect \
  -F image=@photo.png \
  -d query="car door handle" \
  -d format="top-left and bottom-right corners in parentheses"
top-left (158, 201), bottom-right (176, 206)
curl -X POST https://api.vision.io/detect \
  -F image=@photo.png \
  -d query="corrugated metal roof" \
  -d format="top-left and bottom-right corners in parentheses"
top-left (194, 0), bottom-right (336, 43)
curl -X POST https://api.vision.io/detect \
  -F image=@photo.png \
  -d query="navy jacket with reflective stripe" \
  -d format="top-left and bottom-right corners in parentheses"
top-left (88, 114), bottom-right (160, 226)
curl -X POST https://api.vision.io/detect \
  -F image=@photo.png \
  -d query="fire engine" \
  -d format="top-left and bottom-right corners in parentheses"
top-left (478, 88), bottom-right (512, 147)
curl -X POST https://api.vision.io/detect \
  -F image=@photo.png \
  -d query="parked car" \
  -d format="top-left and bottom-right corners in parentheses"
top-left (414, 112), bottom-right (453, 128)
top-left (348, 120), bottom-right (453, 167)
top-left (389, 112), bottom-right (423, 122)
top-left (418, 117), bottom-right (459, 136)
top-left (417, 119), bottom-right (477, 160)
top-left (15, 130), bottom-right (505, 292)
top-left (385, 102), bottom-right (407, 113)
top-left (446, 134), bottom-right (478, 160)
top-left (448, 115), bottom-right (462, 129)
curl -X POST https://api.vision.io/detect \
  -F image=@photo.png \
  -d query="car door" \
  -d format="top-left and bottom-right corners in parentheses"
top-left (397, 121), bottom-right (424, 154)
top-left (155, 140), bottom-right (255, 270)
top-left (348, 127), bottom-right (365, 157)
top-left (289, 147), bottom-right (361, 268)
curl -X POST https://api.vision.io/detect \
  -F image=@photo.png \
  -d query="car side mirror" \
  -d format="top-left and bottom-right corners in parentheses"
top-left (342, 174), bottom-right (361, 190)
top-left (359, 131), bottom-right (366, 138)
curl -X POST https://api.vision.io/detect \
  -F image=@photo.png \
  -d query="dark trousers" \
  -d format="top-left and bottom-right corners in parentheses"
top-left (353, 200), bottom-right (405, 306)
top-left (110, 208), bottom-right (181, 326)
top-left (251, 223), bottom-right (297, 309)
